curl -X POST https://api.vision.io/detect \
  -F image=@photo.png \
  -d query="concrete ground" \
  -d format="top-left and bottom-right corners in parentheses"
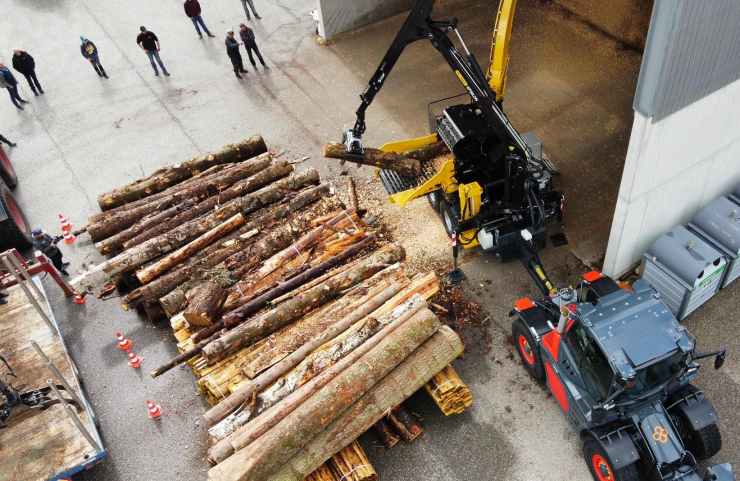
top-left (1, 0), bottom-right (737, 480)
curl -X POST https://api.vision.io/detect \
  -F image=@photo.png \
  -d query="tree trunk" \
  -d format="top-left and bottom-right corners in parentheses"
top-left (387, 405), bottom-right (423, 442)
top-left (184, 281), bottom-right (229, 326)
top-left (265, 327), bottom-right (463, 481)
top-left (206, 308), bottom-right (440, 481)
top-left (97, 134), bottom-right (267, 210)
top-left (122, 160), bottom-right (292, 249)
top-left (402, 141), bottom-right (449, 161)
top-left (347, 176), bottom-right (358, 212)
top-left (88, 154), bottom-right (272, 242)
top-left (201, 243), bottom-right (405, 362)
top-left (71, 170), bottom-right (320, 292)
top-left (322, 142), bottom-right (420, 178)
top-left (142, 300), bottom-right (168, 322)
top-left (122, 186), bottom-right (332, 310)
top-left (373, 419), bottom-right (400, 449)
top-left (137, 213), bottom-right (245, 284)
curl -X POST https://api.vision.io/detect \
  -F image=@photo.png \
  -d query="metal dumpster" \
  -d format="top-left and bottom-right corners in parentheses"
top-left (640, 225), bottom-right (726, 320)
top-left (689, 196), bottom-right (740, 288)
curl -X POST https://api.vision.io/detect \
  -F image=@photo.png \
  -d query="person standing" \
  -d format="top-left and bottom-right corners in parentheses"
top-left (239, 24), bottom-right (268, 70)
top-left (0, 62), bottom-right (28, 110)
top-left (11, 49), bottom-right (43, 96)
top-left (184, 0), bottom-right (216, 39)
top-left (239, 0), bottom-right (262, 20)
top-left (80, 36), bottom-right (108, 78)
top-left (32, 229), bottom-right (70, 276)
top-left (0, 134), bottom-right (16, 147)
top-left (137, 26), bottom-right (170, 76)
top-left (225, 30), bottom-right (247, 79)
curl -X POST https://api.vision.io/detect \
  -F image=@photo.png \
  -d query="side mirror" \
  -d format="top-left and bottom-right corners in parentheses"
top-left (715, 350), bottom-right (726, 370)
top-left (591, 405), bottom-right (607, 424)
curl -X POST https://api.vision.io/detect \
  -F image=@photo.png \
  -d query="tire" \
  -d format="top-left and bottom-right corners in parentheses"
top-left (0, 183), bottom-right (33, 250)
top-left (583, 437), bottom-right (640, 481)
top-left (439, 200), bottom-right (459, 238)
top-left (675, 414), bottom-right (722, 460)
top-left (0, 147), bottom-right (18, 188)
top-left (512, 318), bottom-right (544, 380)
top-left (427, 190), bottom-right (442, 212)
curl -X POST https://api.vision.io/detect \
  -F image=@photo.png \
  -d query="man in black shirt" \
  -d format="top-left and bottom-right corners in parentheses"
top-left (137, 26), bottom-right (170, 76)
top-left (12, 49), bottom-right (43, 96)
top-left (32, 229), bottom-right (69, 276)
top-left (225, 30), bottom-right (248, 79)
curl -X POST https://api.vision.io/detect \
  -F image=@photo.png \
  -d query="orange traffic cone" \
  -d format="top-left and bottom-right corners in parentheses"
top-left (73, 291), bottom-right (88, 304)
top-left (59, 214), bottom-right (72, 232)
top-left (116, 332), bottom-right (132, 350)
top-left (146, 400), bottom-right (162, 418)
top-left (63, 230), bottom-right (75, 244)
top-left (127, 350), bottom-right (142, 368)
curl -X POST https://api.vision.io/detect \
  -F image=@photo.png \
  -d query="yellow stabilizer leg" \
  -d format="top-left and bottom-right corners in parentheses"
top-left (388, 160), bottom-right (456, 206)
top-left (379, 134), bottom-right (438, 154)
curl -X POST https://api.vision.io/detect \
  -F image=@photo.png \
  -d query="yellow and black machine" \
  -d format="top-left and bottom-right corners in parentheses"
top-left (342, 0), bottom-right (566, 287)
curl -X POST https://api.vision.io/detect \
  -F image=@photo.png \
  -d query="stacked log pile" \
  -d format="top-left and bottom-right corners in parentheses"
top-left (80, 136), bottom-right (472, 481)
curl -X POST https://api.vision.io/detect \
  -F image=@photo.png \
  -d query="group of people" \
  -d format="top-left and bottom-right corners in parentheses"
top-left (0, 49), bottom-right (43, 110)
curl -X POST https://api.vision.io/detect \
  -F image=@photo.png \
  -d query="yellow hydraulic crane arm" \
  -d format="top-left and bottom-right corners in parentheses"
top-left (487, 0), bottom-right (518, 103)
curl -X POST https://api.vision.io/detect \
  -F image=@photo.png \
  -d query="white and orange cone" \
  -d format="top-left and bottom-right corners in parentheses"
top-left (116, 332), bottom-right (132, 350)
top-left (59, 214), bottom-right (72, 232)
top-left (146, 400), bottom-right (162, 419)
top-left (73, 291), bottom-right (88, 304)
top-left (63, 230), bottom-right (75, 244)
top-left (127, 350), bottom-right (142, 368)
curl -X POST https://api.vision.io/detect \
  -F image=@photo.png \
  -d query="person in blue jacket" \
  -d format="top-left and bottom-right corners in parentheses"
top-left (80, 36), bottom-right (108, 78)
top-left (0, 61), bottom-right (28, 110)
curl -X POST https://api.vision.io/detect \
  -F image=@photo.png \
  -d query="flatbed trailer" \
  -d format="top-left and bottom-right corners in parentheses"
top-left (0, 251), bottom-right (104, 480)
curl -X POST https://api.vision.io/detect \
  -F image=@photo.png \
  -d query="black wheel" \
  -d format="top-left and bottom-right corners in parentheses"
top-left (0, 183), bottom-right (33, 250)
top-left (512, 318), bottom-right (544, 380)
top-left (0, 148), bottom-right (18, 188)
top-left (583, 437), bottom-right (640, 481)
top-left (427, 190), bottom-right (442, 212)
top-left (674, 413), bottom-right (722, 460)
top-left (439, 200), bottom-right (459, 238)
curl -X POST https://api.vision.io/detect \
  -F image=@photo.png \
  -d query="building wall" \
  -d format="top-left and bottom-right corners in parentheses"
top-left (316, 0), bottom-right (416, 41)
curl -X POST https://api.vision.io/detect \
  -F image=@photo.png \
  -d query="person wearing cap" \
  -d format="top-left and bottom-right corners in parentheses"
top-left (239, 0), bottom-right (262, 20)
top-left (239, 23), bottom-right (267, 70)
top-left (32, 229), bottom-right (70, 276)
top-left (11, 49), bottom-right (43, 96)
top-left (184, 0), bottom-right (216, 39)
top-left (225, 30), bottom-right (248, 79)
top-left (137, 27), bottom-right (170, 77)
top-left (80, 36), bottom-right (108, 78)
top-left (0, 61), bottom-right (28, 110)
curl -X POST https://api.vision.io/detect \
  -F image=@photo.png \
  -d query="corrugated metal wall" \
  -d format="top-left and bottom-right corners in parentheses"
top-left (634, 0), bottom-right (740, 120)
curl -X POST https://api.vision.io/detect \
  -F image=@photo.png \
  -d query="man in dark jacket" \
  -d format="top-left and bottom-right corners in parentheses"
top-left (80, 36), bottom-right (108, 78)
top-left (225, 30), bottom-right (248, 79)
top-left (137, 27), bottom-right (170, 76)
top-left (32, 229), bottom-right (69, 276)
top-left (184, 0), bottom-right (216, 39)
top-left (11, 49), bottom-right (43, 96)
top-left (238, 24), bottom-right (268, 69)
top-left (0, 62), bottom-right (28, 110)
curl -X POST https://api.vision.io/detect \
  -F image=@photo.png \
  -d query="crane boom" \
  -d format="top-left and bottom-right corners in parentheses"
top-left (487, 0), bottom-right (518, 103)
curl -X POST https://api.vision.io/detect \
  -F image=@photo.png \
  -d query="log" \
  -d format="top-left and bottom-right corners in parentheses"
top-left (208, 293), bottom-right (422, 462)
top-left (200, 243), bottom-right (405, 362)
top-left (89, 153), bottom-right (272, 242)
top-left (136, 213), bottom-right (246, 284)
top-left (347, 176), bottom-right (358, 212)
top-left (401, 140), bottom-right (449, 161)
top-left (206, 307), bottom-right (440, 481)
top-left (97, 134), bottom-right (267, 210)
top-left (373, 419), bottom-right (400, 449)
top-left (387, 405), bottom-right (423, 442)
top-left (122, 160), bottom-right (293, 249)
top-left (184, 281), bottom-right (228, 326)
top-left (142, 300), bottom-right (167, 322)
top-left (122, 186), bottom-right (331, 310)
top-left (71, 170), bottom-right (320, 292)
top-left (322, 142), bottom-right (420, 178)
top-left (267, 327), bottom-right (463, 481)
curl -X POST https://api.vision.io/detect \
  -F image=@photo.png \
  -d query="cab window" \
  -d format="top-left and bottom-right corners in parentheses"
top-left (564, 323), bottom-right (589, 364)
top-left (580, 343), bottom-right (614, 402)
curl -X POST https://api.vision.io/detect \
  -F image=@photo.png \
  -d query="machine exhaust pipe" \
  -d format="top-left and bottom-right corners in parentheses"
top-left (556, 305), bottom-right (569, 335)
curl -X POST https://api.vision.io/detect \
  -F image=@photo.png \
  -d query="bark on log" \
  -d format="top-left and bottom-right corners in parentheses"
top-left (373, 419), bottom-right (400, 449)
top-left (347, 176), bottom-right (358, 212)
top-left (97, 134), bottom-right (267, 210)
top-left (184, 281), bottom-right (229, 326)
top-left (401, 141), bottom-right (450, 161)
top-left (323, 142), bottom-right (420, 178)
top-left (71, 170), bottom-right (320, 292)
top-left (121, 160), bottom-right (292, 249)
top-left (89, 153), bottom-right (271, 242)
top-left (136, 213), bottom-right (245, 284)
top-left (205, 285), bottom-right (407, 446)
top-left (123, 186), bottom-right (331, 310)
top-left (201, 243), bottom-right (405, 362)
top-left (387, 405), bottom-right (423, 442)
top-left (266, 327), bottom-right (463, 481)
top-left (142, 300), bottom-right (168, 322)
top-left (206, 308), bottom-right (440, 480)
